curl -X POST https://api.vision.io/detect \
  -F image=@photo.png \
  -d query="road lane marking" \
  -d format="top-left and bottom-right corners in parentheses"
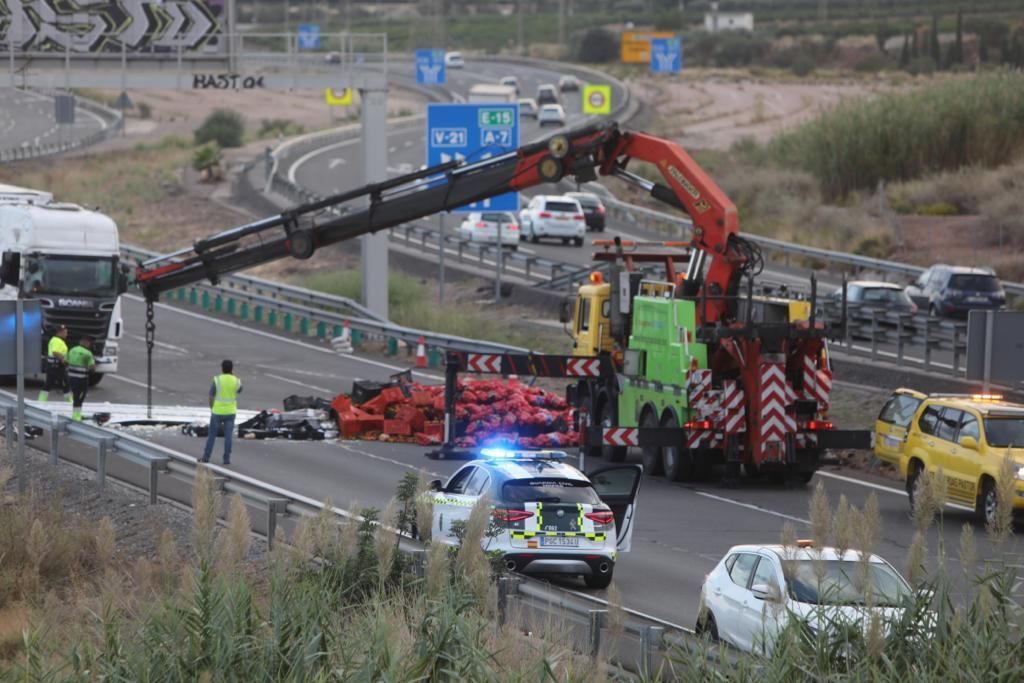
top-left (106, 373), bottom-right (166, 392)
top-left (288, 137), bottom-right (361, 184)
top-left (264, 372), bottom-right (332, 394)
top-left (403, 140), bottom-right (414, 147)
top-left (328, 158), bottom-right (345, 169)
top-left (332, 440), bottom-right (441, 476)
top-left (693, 490), bottom-right (810, 525)
top-left (127, 334), bottom-right (189, 354)
top-left (815, 470), bottom-right (975, 512)
top-left (126, 294), bottom-right (443, 381)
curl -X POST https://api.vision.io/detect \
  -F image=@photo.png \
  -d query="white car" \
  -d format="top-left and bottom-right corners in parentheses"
top-left (444, 51), bottom-right (464, 69)
top-left (538, 104), bottom-right (566, 128)
top-left (500, 76), bottom-right (520, 95)
top-left (519, 195), bottom-right (586, 246)
top-left (429, 449), bottom-right (642, 588)
top-left (457, 212), bottom-right (520, 249)
top-left (696, 542), bottom-right (913, 655)
top-left (518, 98), bottom-right (539, 119)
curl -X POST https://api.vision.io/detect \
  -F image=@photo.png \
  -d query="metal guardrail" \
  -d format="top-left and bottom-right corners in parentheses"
top-left (0, 391), bottom-right (702, 676)
top-left (604, 197), bottom-right (1024, 299)
top-left (121, 244), bottom-right (525, 355)
top-left (0, 89), bottom-right (123, 162)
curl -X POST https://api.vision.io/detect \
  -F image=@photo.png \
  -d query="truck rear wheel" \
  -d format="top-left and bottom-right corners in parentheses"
top-left (640, 410), bottom-right (664, 476)
top-left (599, 400), bottom-right (627, 462)
top-left (661, 414), bottom-right (695, 482)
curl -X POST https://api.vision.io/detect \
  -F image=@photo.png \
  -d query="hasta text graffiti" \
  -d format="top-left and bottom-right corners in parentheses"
top-left (193, 74), bottom-right (265, 90)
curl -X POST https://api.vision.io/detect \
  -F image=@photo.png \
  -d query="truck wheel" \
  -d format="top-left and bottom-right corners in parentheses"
top-left (661, 414), bottom-right (694, 482)
top-left (599, 400), bottom-right (627, 462)
top-left (88, 373), bottom-right (103, 387)
top-left (640, 410), bottom-right (664, 476)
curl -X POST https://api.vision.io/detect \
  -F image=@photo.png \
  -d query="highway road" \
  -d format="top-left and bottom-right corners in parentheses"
top-left (59, 294), bottom-right (1023, 631)
top-left (0, 87), bottom-right (107, 152)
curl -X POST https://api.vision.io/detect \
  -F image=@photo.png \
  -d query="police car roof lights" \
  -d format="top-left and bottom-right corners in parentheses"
top-left (478, 447), bottom-right (568, 461)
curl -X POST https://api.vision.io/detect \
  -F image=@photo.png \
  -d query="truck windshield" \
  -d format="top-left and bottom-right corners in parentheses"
top-left (21, 256), bottom-right (117, 297)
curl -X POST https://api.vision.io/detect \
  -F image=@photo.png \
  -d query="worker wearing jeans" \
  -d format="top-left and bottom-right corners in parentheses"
top-left (201, 359), bottom-right (242, 465)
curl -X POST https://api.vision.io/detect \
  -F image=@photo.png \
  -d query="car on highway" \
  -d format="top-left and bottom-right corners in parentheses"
top-left (537, 84), bottom-right (560, 106)
top-left (519, 195), bottom-right (586, 246)
top-left (822, 281), bottom-right (917, 337)
top-left (565, 191), bottom-right (606, 232)
top-left (500, 76), bottom-right (520, 95)
top-left (428, 449), bottom-right (642, 588)
top-left (324, 51), bottom-right (342, 64)
top-left (905, 265), bottom-right (1006, 318)
top-left (874, 390), bottom-right (1024, 527)
top-left (444, 51), bottom-right (465, 69)
top-left (537, 103), bottom-right (566, 127)
top-left (558, 75), bottom-right (581, 92)
top-left (696, 541), bottom-right (913, 655)
top-left (457, 212), bottom-right (520, 249)
top-left (518, 98), bottom-right (539, 119)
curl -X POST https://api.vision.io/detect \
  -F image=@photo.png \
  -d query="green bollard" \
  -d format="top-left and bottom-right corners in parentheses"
top-left (386, 337), bottom-right (398, 356)
top-left (240, 303), bottom-right (249, 320)
top-left (214, 295), bottom-right (223, 312)
top-left (428, 347), bottom-right (442, 368)
top-left (254, 305), bottom-right (263, 323)
top-left (352, 329), bottom-right (363, 348)
top-left (332, 324), bottom-right (342, 339)
top-left (299, 318), bottom-right (309, 336)
top-left (176, 287), bottom-right (185, 301)
top-left (268, 310), bottom-right (277, 327)
top-left (317, 321), bottom-right (327, 339)
top-left (189, 288), bottom-right (198, 306)
top-left (201, 291), bottom-right (211, 309)
top-left (283, 313), bottom-right (293, 332)
top-left (227, 298), bottom-right (236, 316)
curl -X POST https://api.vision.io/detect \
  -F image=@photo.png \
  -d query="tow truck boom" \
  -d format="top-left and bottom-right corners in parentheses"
top-left (137, 120), bottom-right (743, 322)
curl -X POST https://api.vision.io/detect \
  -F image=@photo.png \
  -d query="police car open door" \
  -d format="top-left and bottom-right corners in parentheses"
top-left (587, 464), bottom-right (642, 552)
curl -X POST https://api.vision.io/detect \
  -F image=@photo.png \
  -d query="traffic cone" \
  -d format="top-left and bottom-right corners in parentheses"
top-left (332, 320), bottom-right (353, 354)
top-left (415, 336), bottom-right (427, 368)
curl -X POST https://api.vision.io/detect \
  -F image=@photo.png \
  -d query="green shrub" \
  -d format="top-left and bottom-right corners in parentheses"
top-left (852, 234), bottom-right (892, 258)
top-left (194, 109), bottom-right (245, 148)
top-left (915, 201), bottom-right (959, 216)
top-left (769, 71), bottom-right (1024, 200)
top-left (191, 143), bottom-right (221, 174)
top-left (790, 54), bottom-right (817, 77)
top-left (137, 102), bottom-right (152, 119)
top-left (575, 27), bottom-right (618, 63)
top-left (257, 118), bottom-right (304, 139)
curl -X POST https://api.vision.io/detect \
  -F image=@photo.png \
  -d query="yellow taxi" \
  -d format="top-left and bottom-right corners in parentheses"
top-left (875, 390), bottom-right (1024, 526)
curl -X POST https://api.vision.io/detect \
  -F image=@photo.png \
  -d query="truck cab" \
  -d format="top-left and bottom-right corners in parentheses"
top-left (0, 184), bottom-right (126, 384)
top-left (568, 274), bottom-right (614, 357)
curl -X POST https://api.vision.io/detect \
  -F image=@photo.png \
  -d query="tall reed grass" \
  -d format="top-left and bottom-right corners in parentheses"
top-left (769, 71), bottom-right (1024, 200)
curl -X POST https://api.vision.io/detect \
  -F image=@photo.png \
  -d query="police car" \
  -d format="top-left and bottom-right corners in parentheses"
top-left (429, 449), bottom-right (642, 589)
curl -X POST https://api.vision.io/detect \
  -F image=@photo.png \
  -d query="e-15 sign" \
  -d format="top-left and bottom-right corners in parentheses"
top-left (479, 108), bottom-right (514, 127)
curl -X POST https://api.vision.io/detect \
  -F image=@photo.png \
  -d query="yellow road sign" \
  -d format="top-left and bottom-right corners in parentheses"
top-left (324, 87), bottom-right (353, 106)
top-left (621, 30), bottom-right (677, 64)
top-left (582, 84), bottom-right (612, 115)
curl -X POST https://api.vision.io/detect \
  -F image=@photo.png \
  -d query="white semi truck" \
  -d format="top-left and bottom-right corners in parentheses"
top-left (0, 183), bottom-right (126, 385)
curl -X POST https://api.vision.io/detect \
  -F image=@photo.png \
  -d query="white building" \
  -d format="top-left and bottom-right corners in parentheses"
top-left (704, 12), bottom-right (754, 33)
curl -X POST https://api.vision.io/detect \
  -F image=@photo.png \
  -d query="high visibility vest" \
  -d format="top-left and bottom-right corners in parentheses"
top-left (66, 346), bottom-right (95, 379)
top-left (47, 336), bottom-right (68, 359)
top-left (211, 374), bottom-right (241, 415)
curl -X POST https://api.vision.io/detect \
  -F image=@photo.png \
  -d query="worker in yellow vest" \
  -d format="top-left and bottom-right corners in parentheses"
top-left (66, 336), bottom-right (96, 422)
top-left (38, 325), bottom-right (72, 403)
top-left (201, 359), bottom-right (243, 465)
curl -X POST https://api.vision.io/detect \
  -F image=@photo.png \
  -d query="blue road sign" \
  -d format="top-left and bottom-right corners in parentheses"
top-left (426, 103), bottom-right (520, 213)
top-left (650, 37), bottom-right (682, 73)
top-left (297, 24), bottom-right (321, 50)
top-left (415, 48), bottom-right (446, 85)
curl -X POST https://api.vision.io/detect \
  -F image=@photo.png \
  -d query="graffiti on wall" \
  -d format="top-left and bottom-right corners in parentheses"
top-left (0, 0), bottom-right (224, 53)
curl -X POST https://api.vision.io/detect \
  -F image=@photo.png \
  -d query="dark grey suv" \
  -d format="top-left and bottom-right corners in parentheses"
top-left (905, 265), bottom-right (1006, 318)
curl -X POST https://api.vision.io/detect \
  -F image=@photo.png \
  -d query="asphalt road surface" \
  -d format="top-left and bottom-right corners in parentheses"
top-left (61, 295), bottom-right (1022, 630)
top-left (0, 88), bottom-right (107, 151)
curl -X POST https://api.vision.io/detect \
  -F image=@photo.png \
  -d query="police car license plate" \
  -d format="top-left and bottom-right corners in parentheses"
top-left (541, 536), bottom-right (579, 547)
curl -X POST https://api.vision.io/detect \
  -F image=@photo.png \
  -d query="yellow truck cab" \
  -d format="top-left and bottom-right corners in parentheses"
top-left (569, 277), bottom-right (614, 357)
top-left (875, 390), bottom-right (1024, 526)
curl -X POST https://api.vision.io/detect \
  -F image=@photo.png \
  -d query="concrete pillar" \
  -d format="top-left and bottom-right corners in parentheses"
top-left (360, 85), bottom-right (390, 320)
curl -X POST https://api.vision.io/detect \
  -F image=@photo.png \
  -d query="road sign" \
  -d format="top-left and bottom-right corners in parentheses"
top-left (621, 31), bottom-right (677, 64)
top-left (650, 37), bottom-right (682, 73)
top-left (324, 88), bottom-right (353, 106)
top-left (582, 84), bottom-right (612, 115)
top-left (426, 103), bottom-right (520, 213)
top-left (415, 48), bottom-right (446, 85)
top-left (297, 24), bottom-right (320, 50)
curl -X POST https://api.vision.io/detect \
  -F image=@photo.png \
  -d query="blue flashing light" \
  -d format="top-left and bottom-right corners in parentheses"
top-left (479, 448), bottom-right (568, 461)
